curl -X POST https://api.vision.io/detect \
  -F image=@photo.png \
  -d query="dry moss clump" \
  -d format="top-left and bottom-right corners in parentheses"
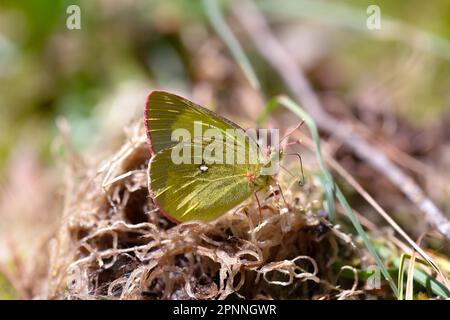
top-left (43, 123), bottom-right (363, 300)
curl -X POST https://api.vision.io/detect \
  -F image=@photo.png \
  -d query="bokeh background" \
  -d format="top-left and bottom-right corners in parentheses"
top-left (1, 0), bottom-right (450, 298)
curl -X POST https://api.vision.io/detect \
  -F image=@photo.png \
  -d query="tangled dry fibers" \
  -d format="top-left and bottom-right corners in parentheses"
top-left (42, 123), bottom-right (362, 300)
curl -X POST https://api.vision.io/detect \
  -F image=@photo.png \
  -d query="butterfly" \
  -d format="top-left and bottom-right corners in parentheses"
top-left (145, 91), bottom-right (290, 223)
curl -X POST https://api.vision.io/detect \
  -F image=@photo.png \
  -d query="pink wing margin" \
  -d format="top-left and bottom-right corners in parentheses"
top-left (144, 90), bottom-right (182, 224)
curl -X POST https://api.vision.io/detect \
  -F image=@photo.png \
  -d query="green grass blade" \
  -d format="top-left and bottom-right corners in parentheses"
top-left (394, 255), bottom-right (450, 299)
top-left (0, 271), bottom-right (17, 300)
top-left (410, 267), bottom-right (450, 299)
top-left (398, 253), bottom-right (408, 300)
top-left (335, 186), bottom-right (398, 295)
top-left (277, 96), bottom-right (337, 222)
top-left (315, 172), bottom-right (337, 224)
top-left (277, 95), bottom-right (398, 296)
top-left (257, 96), bottom-right (278, 125)
top-left (202, 0), bottom-right (261, 90)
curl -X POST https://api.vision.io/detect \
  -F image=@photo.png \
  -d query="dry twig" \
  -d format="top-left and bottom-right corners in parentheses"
top-left (233, 0), bottom-right (450, 240)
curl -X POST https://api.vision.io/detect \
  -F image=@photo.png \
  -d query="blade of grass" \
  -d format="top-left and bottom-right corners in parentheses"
top-left (406, 251), bottom-right (417, 300)
top-left (0, 265), bottom-right (18, 300)
top-left (398, 253), bottom-right (408, 300)
top-left (315, 172), bottom-right (337, 224)
top-left (277, 95), bottom-right (398, 296)
top-left (275, 96), bottom-right (336, 223)
top-left (257, 96), bottom-right (278, 125)
top-left (202, 0), bottom-right (260, 90)
top-left (392, 256), bottom-right (450, 299)
top-left (335, 186), bottom-right (398, 295)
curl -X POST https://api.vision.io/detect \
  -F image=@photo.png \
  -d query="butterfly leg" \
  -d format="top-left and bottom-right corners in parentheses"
top-left (253, 192), bottom-right (262, 224)
top-left (284, 139), bottom-right (302, 147)
top-left (265, 182), bottom-right (287, 206)
top-left (275, 181), bottom-right (288, 207)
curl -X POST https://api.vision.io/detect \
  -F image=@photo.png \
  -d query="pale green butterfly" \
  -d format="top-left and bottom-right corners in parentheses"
top-left (145, 91), bottom-right (293, 223)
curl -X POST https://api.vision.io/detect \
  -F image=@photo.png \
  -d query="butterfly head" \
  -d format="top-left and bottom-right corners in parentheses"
top-left (257, 147), bottom-right (282, 179)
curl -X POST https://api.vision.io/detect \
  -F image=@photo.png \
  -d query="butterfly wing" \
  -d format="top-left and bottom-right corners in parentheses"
top-left (145, 90), bottom-right (247, 155)
top-left (149, 141), bottom-right (259, 222)
top-left (146, 91), bottom-right (268, 222)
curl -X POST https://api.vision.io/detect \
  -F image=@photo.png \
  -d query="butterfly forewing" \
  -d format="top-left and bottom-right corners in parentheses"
top-left (146, 91), bottom-right (250, 155)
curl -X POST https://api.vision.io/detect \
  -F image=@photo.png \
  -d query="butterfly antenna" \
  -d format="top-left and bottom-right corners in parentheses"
top-left (280, 120), bottom-right (305, 145)
top-left (284, 139), bottom-right (302, 147)
top-left (286, 153), bottom-right (306, 186)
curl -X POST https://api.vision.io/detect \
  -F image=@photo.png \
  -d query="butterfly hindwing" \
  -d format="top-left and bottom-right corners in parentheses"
top-left (149, 140), bottom-right (258, 222)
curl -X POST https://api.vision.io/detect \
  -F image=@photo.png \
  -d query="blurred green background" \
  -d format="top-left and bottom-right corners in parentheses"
top-left (1, 0), bottom-right (450, 177)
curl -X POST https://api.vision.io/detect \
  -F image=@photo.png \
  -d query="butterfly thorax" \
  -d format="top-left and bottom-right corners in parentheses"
top-left (249, 149), bottom-right (282, 189)
top-left (247, 171), bottom-right (269, 190)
